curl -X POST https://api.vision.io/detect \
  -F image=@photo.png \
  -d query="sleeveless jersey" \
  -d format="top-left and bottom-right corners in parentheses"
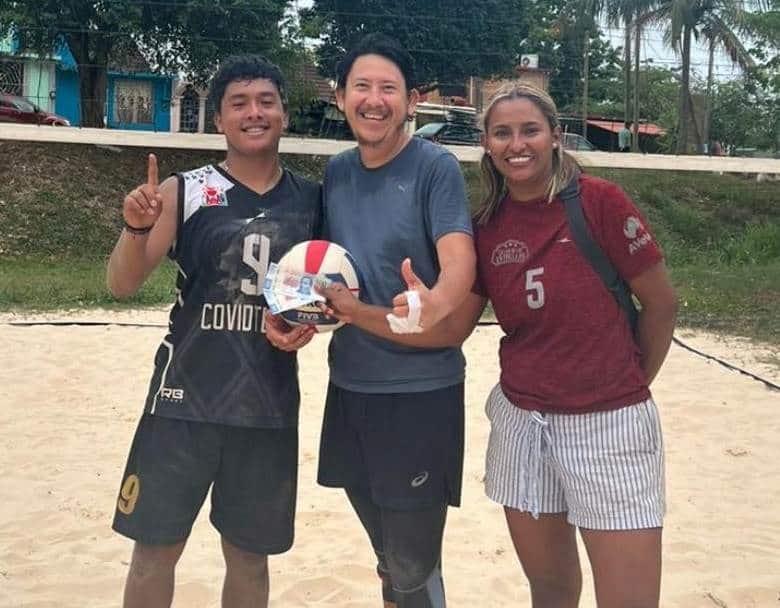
top-left (143, 164), bottom-right (321, 428)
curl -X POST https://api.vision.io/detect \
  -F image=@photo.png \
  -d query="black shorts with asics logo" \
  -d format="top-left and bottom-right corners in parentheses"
top-left (317, 382), bottom-right (464, 510)
top-left (113, 414), bottom-right (297, 554)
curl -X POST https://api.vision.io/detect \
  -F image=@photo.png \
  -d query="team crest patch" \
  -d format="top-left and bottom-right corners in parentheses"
top-left (491, 239), bottom-right (529, 266)
top-left (202, 184), bottom-right (228, 207)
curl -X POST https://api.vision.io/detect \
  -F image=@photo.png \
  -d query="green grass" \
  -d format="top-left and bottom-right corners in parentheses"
top-left (2, 255), bottom-right (777, 348)
top-left (1, 141), bottom-right (778, 348)
top-left (0, 257), bottom-right (177, 310)
top-left (672, 261), bottom-right (780, 343)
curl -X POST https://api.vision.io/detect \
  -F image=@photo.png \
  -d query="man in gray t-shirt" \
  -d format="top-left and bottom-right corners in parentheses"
top-left (618, 121), bottom-right (632, 152)
top-left (266, 34), bottom-right (476, 608)
top-left (323, 135), bottom-right (471, 394)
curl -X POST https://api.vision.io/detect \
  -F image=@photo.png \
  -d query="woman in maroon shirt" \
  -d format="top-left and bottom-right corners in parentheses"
top-left (450, 83), bottom-right (677, 608)
top-left (462, 83), bottom-right (677, 608)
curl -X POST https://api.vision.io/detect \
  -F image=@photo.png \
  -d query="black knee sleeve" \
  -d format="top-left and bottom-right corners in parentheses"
top-left (388, 560), bottom-right (445, 608)
top-left (382, 503), bottom-right (448, 607)
top-left (345, 488), bottom-right (448, 608)
top-left (375, 550), bottom-right (396, 603)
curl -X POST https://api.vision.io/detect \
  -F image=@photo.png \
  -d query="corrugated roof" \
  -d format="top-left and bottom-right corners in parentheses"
top-left (301, 64), bottom-right (335, 102)
top-left (587, 119), bottom-right (666, 136)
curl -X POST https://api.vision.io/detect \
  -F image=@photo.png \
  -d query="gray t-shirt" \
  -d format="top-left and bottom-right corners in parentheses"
top-left (323, 137), bottom-right (472, 393)
top-left (618, 127), bottom-right (631, 149)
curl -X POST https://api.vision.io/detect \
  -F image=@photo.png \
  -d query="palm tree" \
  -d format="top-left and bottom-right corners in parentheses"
top-left (643, 0), bottom-right (755, 153)
top-left (608, 0), bottom-right (661, 150)
top-left (571, 0), bottom-right (606, 140)
top-left (701, 13), bottom-right (755, 148)
top-left (606, 0), bottom-right (641, 144)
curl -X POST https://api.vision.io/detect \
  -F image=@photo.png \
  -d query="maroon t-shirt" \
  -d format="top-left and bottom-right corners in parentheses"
top-left (473, 174), bottom-right (663, 414)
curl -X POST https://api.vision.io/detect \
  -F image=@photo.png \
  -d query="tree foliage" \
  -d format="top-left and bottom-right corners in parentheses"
top-left (138, 0), bottom-right (294, 84)
top-left (640, 0), bottom-right (759, 152)
top-left (506, 0), bottom-right (622, 114)
top-left (301, 0), bottom-right (528, 87)
top-left (746, 0), bottom-right (780, 44)
top-left (0, 0), bottom-right (295, 127)
top-left (710, 76), bottom-right (780, 151)
top-left (746, 0), bottom-right (780, 92)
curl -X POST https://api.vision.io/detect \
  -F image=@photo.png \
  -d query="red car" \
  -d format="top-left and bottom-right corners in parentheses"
top-left (0, 93), bottom-right (70, 126)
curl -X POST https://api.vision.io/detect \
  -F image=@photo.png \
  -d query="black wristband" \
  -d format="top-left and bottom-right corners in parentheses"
top-left (123, 221), bottom-right (154, 235)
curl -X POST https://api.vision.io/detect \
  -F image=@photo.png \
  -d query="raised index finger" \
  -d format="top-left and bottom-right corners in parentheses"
top-left (147, 153), bottom-right (159, 186)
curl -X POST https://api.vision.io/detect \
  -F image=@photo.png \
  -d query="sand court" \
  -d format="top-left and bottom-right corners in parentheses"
top-left (0, 308), bottom-right (778, 607)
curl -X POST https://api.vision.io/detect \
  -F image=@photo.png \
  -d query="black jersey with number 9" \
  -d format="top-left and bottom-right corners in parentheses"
top-left (143, 164), bottom-right (321, 428)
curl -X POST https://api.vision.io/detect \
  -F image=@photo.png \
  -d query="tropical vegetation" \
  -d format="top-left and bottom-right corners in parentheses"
top-left (0, 0), bottom-right (777, 147)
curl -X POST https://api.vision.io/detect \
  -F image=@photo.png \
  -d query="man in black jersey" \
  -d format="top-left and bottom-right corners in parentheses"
top-left (106, 55), bottom-right (319, 608)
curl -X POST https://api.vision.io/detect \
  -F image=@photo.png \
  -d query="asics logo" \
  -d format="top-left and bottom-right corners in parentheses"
top-left (411, 471), bottom-right (429, 488)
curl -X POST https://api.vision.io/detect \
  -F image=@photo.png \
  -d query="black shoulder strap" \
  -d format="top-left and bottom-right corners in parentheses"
top-left (559, 180), bottom-right (639, 334)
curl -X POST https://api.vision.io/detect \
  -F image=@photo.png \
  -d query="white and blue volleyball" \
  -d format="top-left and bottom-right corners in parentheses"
top-left (277, 240), bottom-right (360, 332)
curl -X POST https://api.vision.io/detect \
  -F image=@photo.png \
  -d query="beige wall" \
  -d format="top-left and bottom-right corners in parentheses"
top-left (461, 70), bottom-right (551, 112)
top-left (426, 68), bottom-right (550, 111)
top-left (424, 89), bottom-right (445, 104)
top-left (479, 70), bottom-right (549, 108)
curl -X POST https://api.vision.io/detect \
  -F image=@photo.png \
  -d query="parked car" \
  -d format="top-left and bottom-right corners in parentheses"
top-left (414, 121), bottom-right (481, 146)
top-left (562, 132), bottom-right (597, 151)
top-left (0, 94), bottom-right (70, 126)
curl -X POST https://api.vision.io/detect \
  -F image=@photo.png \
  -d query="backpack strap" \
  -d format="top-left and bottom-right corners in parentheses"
top-left (559, 180), bottom-right (639, 334)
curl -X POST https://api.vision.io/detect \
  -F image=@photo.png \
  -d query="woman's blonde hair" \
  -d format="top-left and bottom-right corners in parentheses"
top-left (474, 82), bottom-right (582, 225)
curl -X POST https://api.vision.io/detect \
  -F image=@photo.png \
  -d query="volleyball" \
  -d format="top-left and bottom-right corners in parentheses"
top-left (276, 240), bottom-right (360, 332)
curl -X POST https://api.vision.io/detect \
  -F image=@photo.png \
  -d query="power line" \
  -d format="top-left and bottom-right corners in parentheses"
top-left (3, 319), bottom-right (778, 391)
top-left (2, 38), bottom-right (756, 74)
top-left (10, 2), bottom-right (537, 26)
top-left (469, 321), bottom-right (780, 392)
top-left (6, 4), bottom-right (768, 47)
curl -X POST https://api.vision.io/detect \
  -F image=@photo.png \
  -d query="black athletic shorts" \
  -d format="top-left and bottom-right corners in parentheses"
top-left (112, 413), bottom-right (298, 555)
top-left (317, 382), bottom-right (464, 510)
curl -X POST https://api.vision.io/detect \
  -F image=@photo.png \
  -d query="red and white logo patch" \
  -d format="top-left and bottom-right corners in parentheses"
top-left (623, 216), bottom-right (652, 254)
top-left (491, 240), bottom-right (530, 266)
top-left (202, 185), bottom-right (228, 207)
top-left (623, 216), bottom-right (644, 239)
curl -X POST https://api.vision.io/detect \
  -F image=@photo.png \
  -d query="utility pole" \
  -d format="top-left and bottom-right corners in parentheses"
top-left (632, 21), bottom-right (641, 152)
top-left (582, 33), bottom-right (590, 140)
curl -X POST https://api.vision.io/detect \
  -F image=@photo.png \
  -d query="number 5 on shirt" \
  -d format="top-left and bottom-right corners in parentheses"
top-left (526, 267), bottom-right (545, 310)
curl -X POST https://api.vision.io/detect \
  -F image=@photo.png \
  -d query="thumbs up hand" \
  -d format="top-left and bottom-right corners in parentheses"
top-left (123, 153), bottom-right (163, 230)
top-left (391, 258), bottom-right (425, 317)
top-left (388, 258), bottom-right (444, 333)
top-left (401, 257), bottom-right (422, 290)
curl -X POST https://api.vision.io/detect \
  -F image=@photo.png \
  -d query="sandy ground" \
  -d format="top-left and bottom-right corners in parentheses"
top-left (0, 308), bottom-right (778, 607)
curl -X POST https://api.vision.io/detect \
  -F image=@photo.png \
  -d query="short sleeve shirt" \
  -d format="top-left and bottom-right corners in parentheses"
top-left (473, 174), bottom-right (662, 413)
top-left (323, 138), bottom-right (473, 393)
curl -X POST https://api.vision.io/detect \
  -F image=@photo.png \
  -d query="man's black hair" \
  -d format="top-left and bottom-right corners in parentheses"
top-left (336, 33), bottom-right (416, 91)
top-left (207, 54), bottom-right (288, 113)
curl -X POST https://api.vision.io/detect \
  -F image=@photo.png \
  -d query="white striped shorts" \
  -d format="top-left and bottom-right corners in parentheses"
top-left (484, 384), bottom-right (665, 530)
